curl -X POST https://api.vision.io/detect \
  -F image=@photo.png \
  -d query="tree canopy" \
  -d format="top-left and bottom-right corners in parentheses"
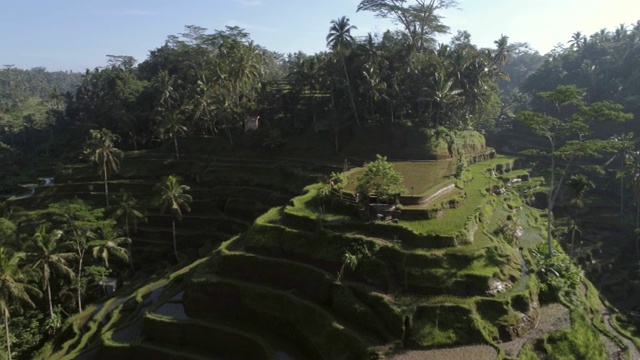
top-left (356, 154), bottom-right (406, 202)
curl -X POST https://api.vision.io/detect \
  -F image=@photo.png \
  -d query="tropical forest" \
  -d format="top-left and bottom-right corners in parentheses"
top-left (2, 1), bottom-right (640, 359)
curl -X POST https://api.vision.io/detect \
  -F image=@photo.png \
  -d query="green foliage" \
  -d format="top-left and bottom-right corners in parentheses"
top-left (517, 84), bottom-right (632, 257)
top-left (409, 304), bottom-right (485, 348)
top-left (356, 154), bottom-right (407, 203)
top-left (155, 175), bottom-right (192, 221)
top-left (543, 312), bottom-right (606, 360)
top-left (531, 242), bottom-right (583, 302)
top-left (0, 310), bottom-right (48, 360)
top-left (516, 343), bottom-right (539, 360)
top-left (336, 239), bottom-right (373, 282)
top-left (0, 218), bottom-right (16, 246)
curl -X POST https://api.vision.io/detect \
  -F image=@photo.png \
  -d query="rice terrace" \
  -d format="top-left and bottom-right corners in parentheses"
top-left (2, 1), bottom-right (640, 359)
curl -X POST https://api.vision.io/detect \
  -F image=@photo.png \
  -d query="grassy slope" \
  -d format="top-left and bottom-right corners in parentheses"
top-left (29, 134), bottom-right (638, 359)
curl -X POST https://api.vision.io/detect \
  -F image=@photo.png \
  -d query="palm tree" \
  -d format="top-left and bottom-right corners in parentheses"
top-left (158, 110), bottom-right (187, 161)
top-left (492, 34), bottom-right (510, 67)
top-left (192, 72), bottom-right (217, 136)
top-left (215, 39), bottom-right (263, 144)
top-left (153, 70), bottom-right (176, 112)
top-left (568, 31), bottom-right (586, 51)
top-left (428, 71), bottom-right (462, 128)
top-left (85, 128), bottom-right (123, 207)
top-left (88, 221), bottom-right (130, 269)
top-left (327, 16), bottom-right (360, 126)
top-left (155, 175), bottom-right (192, 262)
top-left (153, 70), bottom-right (185, 160)
top-left (0, 248), bottom-right (41, 360)
top-left (27, 225), bottom-right (75, 320)
top-left (110, 190), bottom-right (146, 269)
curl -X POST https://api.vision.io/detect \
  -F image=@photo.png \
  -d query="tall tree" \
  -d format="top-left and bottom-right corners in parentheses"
top-left (0, 248), bottom-right (41, 360)
top-left (155, 175), bottom-right (192, 262)
top-left (48, 200), bottom-right (104, 312)
top-left (85, 128), bottom-right (123, 207)
top-left (517, 85), bottom-right (632, 257)
top-left (110, 189), bottom-right (146, 269)
top-left (357, 0), bottom-right (458, 51)
top-left (27, 225), bottom-right (75, 320)
top-left (327, 16), bottom-right (360, 126)
top-left (152, 71), bottom-right (185, 160)
top-left (605, 132), bottom-right (635, 222)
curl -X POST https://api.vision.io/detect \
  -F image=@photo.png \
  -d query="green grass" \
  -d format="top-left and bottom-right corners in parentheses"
top-left (284, 183), bottom-right (352, 222)
top-left (543, 312), bottom-right (607, 360)
top-left (517, 343), bottom-right (540, 359)
top-left (344, 160), bottom-right (456, 196)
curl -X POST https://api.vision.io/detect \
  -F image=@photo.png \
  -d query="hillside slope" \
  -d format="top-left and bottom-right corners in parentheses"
top-left (18, 136), bottom-right (639, 360)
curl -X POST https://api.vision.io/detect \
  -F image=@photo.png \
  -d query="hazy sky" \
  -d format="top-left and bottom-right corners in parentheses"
top-left (2, 0), bottom-right (639, 72)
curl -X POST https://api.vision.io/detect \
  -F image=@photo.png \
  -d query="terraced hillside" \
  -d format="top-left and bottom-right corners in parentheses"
top-left (29, 144), bottom-right (639, 359)
top-left (9, 138), bottom-right (335, 264)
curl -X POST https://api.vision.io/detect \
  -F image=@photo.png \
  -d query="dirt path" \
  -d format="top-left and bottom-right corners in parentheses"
top-left (389, 345), bottom-right (497, 360)
top-left (501, 303), bottom-right (571, 358)
top-left (602, 307), bottom-right (640, 360)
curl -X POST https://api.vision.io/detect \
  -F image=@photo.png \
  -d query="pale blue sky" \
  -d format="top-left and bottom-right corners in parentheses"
top-left (2, 0), bottom-right (639, 72)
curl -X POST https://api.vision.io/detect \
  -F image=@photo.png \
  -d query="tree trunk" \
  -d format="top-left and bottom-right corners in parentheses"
top-left (547, 147), bottom-right (555, 258)
top-left (342, 58), bottom-right (360, 127)
top-left (125, 217), bottom-right (133, 270)
top-left (77, 256), bottom-right (84, 312)
top-left (570, 219), bottom-right (577, 260)
top-left (47, 282), bottom-right (54, 320)
top-left (312, 96), bottom-right (317, 123)
top-left (173, 134), bottom-right (180, 161)
top-left (172, 220), bottom-right (179, 262)
top-left (620, 163), bottom-right (625, 223)
top-left (103, 160), bottom-right (109, 207)
top-left (4, 308), bottom-right (11, 360)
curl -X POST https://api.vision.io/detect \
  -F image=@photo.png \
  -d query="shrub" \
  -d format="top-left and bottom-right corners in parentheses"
top-left (409, 304), bottom-right (486, 348)
top-left (530, 242), bottom-right (583, 303)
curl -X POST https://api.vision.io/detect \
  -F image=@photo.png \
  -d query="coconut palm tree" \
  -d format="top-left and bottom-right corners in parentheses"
top-left (0, 248), bottom-right (41, 360)
top-left (327, 16), bottom-right (360, 126)
top-left (27, 225), bottom-right (75, 320)
top-left (152, 70), bottom-right (185, 160)
top-left (155, 175), bottom-right (192, 262)
top-left (85, 128), bottom-right (123, 207)
top-left (428, 71), bottom-right (463, 128)
top-left (153, 70), bottom-right (177, 112)
top-left (157, 110), bottom-right (187, 161)
top-left (492, 34), bottom-right (510, 67)
top-left (568, 31), bottom-right (586, 51)
top-left (88, 221), bottom-right (130, 269)
top-left (110, 190), bottom-right (146, 269)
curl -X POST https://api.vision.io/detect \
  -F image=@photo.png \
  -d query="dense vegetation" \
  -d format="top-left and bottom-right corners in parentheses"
top-left (2, 0), bottom-right (640, 358)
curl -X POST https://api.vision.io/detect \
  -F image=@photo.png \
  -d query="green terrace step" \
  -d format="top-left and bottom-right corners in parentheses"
top-left (127, 312), bottom-right (275, 360)
top-left (244, 217), bottom-right (518, 297)
top-left (111, 341), bottom-right (221, 360)
top-left (213, 250), bottom-right (401, 340)
top-left (184, 275), bottom-right (378, 360)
